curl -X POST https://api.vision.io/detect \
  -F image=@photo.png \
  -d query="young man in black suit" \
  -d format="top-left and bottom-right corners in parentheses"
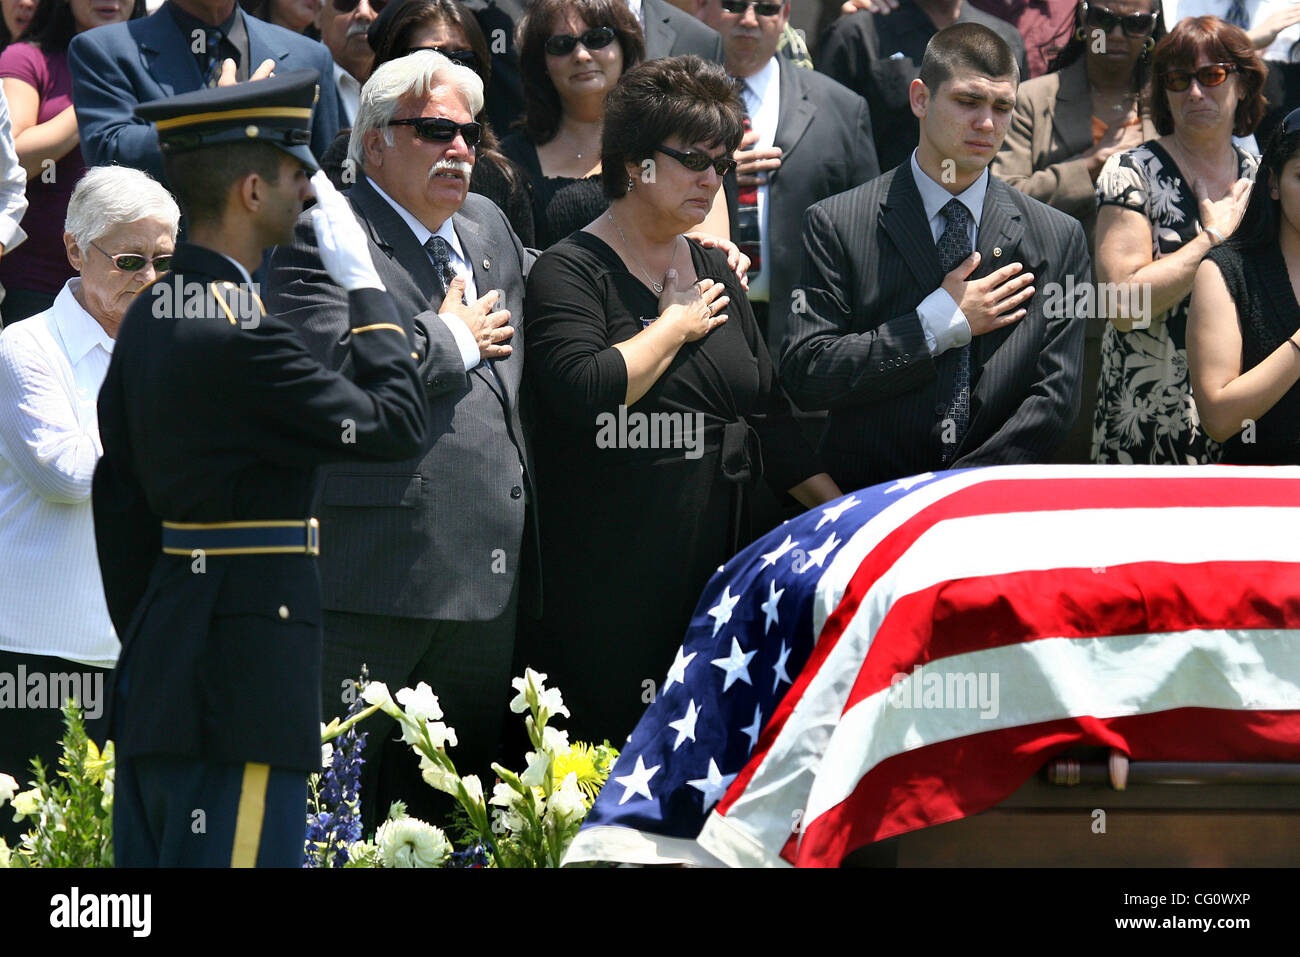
top-left (779, 22), bottom-right (1088, 491)
top-left (267, 51), bottom-right (535, 831)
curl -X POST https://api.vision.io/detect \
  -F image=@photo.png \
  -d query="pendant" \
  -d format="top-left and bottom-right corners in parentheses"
top-left (652, 282), bottom-right (664, 294)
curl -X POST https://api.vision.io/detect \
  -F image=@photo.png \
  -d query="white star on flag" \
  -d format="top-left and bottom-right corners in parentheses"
top-left (614, 755), bottom-right (661, 805)
top-left (687, 758), bottom-right (737, 810)
top-left (663, 647), bottom-right (696, 694)
top-left (710, 636), bottom-right (756, 691)
top-left (707, 585), bottom-right (741, 637)
top-left (799, 532), bottom-right (842, 572)
top-left (667, 699), bottom-right (700, 751)
top-left (886, 472), bottom-right (935, 493)
top-left (761, 579), bottom-right (783, 634)
top-left (815, 495), bottom-right (861, 530)
top-left (759, 534), bottom-right (798, 568)
top-left (740, 704), bottom-right (763, 751)
top-left (772, 640), bottom-right (792, 692)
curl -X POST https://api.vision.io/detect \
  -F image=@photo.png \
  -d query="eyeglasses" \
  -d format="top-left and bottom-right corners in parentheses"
top-left (387, 116), bottom-right (482, 147)
top-left (655, 145), bottom-right (737, 177)
top-left (720, 0), bottom-right (784, 15)
top-left (331, 0), bottom-right (387, 13)
top-left (406, 46), bottom-right (481, 73)
top-left (1282, 106), bottom-right (1300, 136)
top-left (90, 240), bottom-right (172, 274)
top-left (1081, 1), bottom-right (1157, 37)
top-left (1163, 63), bottom-right (1236, 93)
top-left (544, 26), bottom-right (616, 56)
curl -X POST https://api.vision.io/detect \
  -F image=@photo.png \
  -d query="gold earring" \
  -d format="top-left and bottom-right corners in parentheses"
top-left (1144, 36), bottom-right (1155, 53)
top-left (1075, 25), bottom-right (1086, 41)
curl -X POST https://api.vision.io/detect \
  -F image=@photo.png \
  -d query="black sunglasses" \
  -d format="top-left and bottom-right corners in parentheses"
top-left (1163, 62), bottom-right (1236, 93)
top-left (656, 145), bottom-right (737, 177)
top-left (90, 240), bottom-right (172, 274)
top-left (544, 26), bottom-right (616, 56)
top-left (406, 46), bottom-right (482, 73)
top-left (1081, 1), bottom-right (1157, 37)
top-left (1281, 106), bottom-right (1300, 136)
top-left (388, 116), bottom-right (482, 147)
top-left (332, 0), bottom-right (387, 12)
top-left (720, 0), bottom-right (784, 15)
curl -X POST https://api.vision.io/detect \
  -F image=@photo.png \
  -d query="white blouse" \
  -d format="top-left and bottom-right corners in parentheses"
top-left (0, 280), bottom-right (118, 664)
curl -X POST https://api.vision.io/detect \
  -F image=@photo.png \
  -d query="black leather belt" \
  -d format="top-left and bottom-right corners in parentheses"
top-left (161, 519), bottom-right (320, 556)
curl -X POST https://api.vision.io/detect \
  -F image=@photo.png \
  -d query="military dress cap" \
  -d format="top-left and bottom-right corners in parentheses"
top-left (135, 69), bottom-right (322, 173)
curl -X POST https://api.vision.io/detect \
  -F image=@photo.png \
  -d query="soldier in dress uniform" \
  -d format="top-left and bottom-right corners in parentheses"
top-left (92, 70), bottom-right (429, 867)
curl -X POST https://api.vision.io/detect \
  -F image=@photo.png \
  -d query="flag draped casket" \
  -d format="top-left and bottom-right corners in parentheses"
top-left (563, 465), bottom-right (1300, 867)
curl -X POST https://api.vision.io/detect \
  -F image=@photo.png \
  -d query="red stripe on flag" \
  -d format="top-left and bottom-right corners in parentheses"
top-left (719, 475), bottom-right (1300, 817)
top-left (786, 708), bottom-right (1300, 867)
top-left (844, 560), bottom-right (1300, 711)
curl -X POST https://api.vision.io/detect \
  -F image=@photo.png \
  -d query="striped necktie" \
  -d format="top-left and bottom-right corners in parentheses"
top-left (938, 199), bottom-right (973, 463)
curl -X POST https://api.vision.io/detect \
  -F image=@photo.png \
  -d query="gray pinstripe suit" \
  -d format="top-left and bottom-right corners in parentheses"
top-left (778, 162), bottom-right (1089, 491)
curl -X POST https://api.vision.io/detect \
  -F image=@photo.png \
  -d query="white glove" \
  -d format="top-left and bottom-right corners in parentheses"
top-left (309, 170), bottom-right (385, 292)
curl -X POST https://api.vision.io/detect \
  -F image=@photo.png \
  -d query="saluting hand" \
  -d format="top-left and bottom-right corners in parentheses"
top-left (940, 251), bottom-right (1035, 337)
top-left (440, 278), bottom-right (513, 361)
top-left (657, 270), bottom-right (729, 342)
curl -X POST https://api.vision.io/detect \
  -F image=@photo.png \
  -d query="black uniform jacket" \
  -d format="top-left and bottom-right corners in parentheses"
top-left (92, 243), bottom-right (427, 771)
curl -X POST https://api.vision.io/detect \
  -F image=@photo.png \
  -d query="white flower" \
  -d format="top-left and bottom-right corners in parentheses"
top-left (396, 682), bottom-right (443, 723)
top-left (490, 780), bottom-right (519, 808)
top-left (541, 724), bottom-right (571, 758)
top-left (508, 669), bottom-right (546, 713)
top-left (320, 724), bottom-right (334, 768)
top-left (536, 685), bottom-right (569, 723)
top-left (520, 750), bottom-right (551, 789)
top-left (547, 772), bottom-right (586, 826)
top-left (0, 773), bottom-right (17, 806)
top-left (10, 788), bottom-right (40, 823)
top-left (461, 774), bottom-right (484, 810)
top-left (0, 838), bottom-right (9, 868)
top-left (418, 754), bottom-right (460, 796)
top-left (375, 817), bottom-right (450, 868)
top-left (361, 680), bottom-right (392, 707)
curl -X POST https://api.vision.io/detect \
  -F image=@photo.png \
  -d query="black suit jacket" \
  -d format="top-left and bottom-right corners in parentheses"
top-left (778, 164), bottom-right (1089, 491)
top-left (267, 177), bottom-right (538, 623)
top-left (94, 243), bottom-right (426, 770)
top-left (754, 58), bottom-right (880, 351)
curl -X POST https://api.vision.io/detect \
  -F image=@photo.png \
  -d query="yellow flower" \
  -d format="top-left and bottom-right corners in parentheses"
top-left (84, 740), bottom-right (113, 787)
top-left (551, 742), bottom-right (612, 803)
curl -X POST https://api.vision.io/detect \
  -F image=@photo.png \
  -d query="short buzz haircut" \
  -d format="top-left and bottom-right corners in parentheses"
top-left (163, 143), bottom-right (286, 229)
top-left (65, 166), bottom-right (180, 251)
top-left (918, 22), bottom-right (1019, 94)
top-left (348, 49), bottom-right (486, 172)
top-left (601, 55), bottom-right (744, 200)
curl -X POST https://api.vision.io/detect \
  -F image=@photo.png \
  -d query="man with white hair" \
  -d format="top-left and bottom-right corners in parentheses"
top-left (267, 50), bottom-right (535, 829)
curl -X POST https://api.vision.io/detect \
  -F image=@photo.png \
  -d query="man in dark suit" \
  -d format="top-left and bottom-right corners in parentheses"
top-left (697, 0), bottom-right (879, 351)
top-left (68, 0), bottom-right (340, 183)
top-left (266, 51), bottom-right (535, 830)
top-left (818, 0), bottom-right (1026, 172)
top-left (779, 23), bottom-right (1087, 491)
top-left (95, 72), bottom-right (427, 866)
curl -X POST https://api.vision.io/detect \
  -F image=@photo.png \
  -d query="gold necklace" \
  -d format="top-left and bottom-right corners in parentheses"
top-left (607, 211), bottom-right (678, 295)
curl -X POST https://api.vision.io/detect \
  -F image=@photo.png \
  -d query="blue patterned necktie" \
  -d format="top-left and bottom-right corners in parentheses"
top-left (204, 27), bottom-right (227, 87)
top-left (425, 235), bottom-right (465, 303)
top-left (1224, 0), bottom-right (1249, 29)
top-left (937, 198), bottom-right (972, 463)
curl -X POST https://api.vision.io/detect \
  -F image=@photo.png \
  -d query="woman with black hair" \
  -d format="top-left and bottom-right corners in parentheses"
top-left (0, 0), bottom-right (35, 52)
top-left (1188, 109), bottom-right (1300, 464)
top-left (0, 0), bottom-right (144, 326)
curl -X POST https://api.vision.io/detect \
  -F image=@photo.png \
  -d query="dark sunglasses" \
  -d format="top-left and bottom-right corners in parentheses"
top-left (90, 240), bottom-right (171, 274)
top-left (332, 0), bottom-right (387, 12)
top-left (1281, 106), bottom-right (1300, 136)
top-left (656, 145), bottom-right (737, 177)
top-left (720, 0), bottom-right (784, 15)
top-left (406, 46), bottom-right (481, 73)
top-left (387, 116), bottom-right (482, 147)
top-left (544, 26), bottom-right (616, 56)
top-left (1163, 62), bottom-right (1236, 93)
top-left (1081, 1), bottom-right (1157, 37)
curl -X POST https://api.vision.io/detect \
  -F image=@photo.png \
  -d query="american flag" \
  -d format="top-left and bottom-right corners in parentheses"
top-left (564, 464), bottom-right (1300, 867)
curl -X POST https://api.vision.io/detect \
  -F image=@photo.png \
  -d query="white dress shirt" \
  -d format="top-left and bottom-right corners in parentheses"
top-left (910, 149), bottom-right (988, 356)
top-left (0, 280), bottom-right (116, 665)
top-left (334, 61), bottom-right (361, 128)
top-left (367, 176), bottom-right (482, 371)
top-left (0, 85), bottom-right (28, 257)
top-left (738, 56), bottom-right (781, 303)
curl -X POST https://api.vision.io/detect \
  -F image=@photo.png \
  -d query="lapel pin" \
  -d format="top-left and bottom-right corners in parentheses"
top-left (482, 258), bottom-right (491, 270)
top-left (993, 246), bottom-right (1003, 258)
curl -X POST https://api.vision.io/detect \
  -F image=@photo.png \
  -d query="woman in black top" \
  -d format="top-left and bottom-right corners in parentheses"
top-left (502, 0), bottom-right (729, 249)
top-left (522, 56), bottom-right (840, 747)
top-left (1188, 109), bottom-right (1300, 465)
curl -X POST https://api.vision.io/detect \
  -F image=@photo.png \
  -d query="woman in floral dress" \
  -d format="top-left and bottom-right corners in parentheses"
top-left (1092, 17), bottom-right (1263, 464)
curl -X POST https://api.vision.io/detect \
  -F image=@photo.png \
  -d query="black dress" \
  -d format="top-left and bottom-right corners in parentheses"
top-left (502, 132), bottom-right (608, 249)
top-left (521, 231), bottom-right (820, 745)
top-left (1205, 242), bottom-right (1300, 465)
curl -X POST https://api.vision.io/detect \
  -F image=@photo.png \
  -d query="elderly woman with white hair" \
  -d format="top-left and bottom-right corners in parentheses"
top-left (0, 164), bottom-right (177, 841)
